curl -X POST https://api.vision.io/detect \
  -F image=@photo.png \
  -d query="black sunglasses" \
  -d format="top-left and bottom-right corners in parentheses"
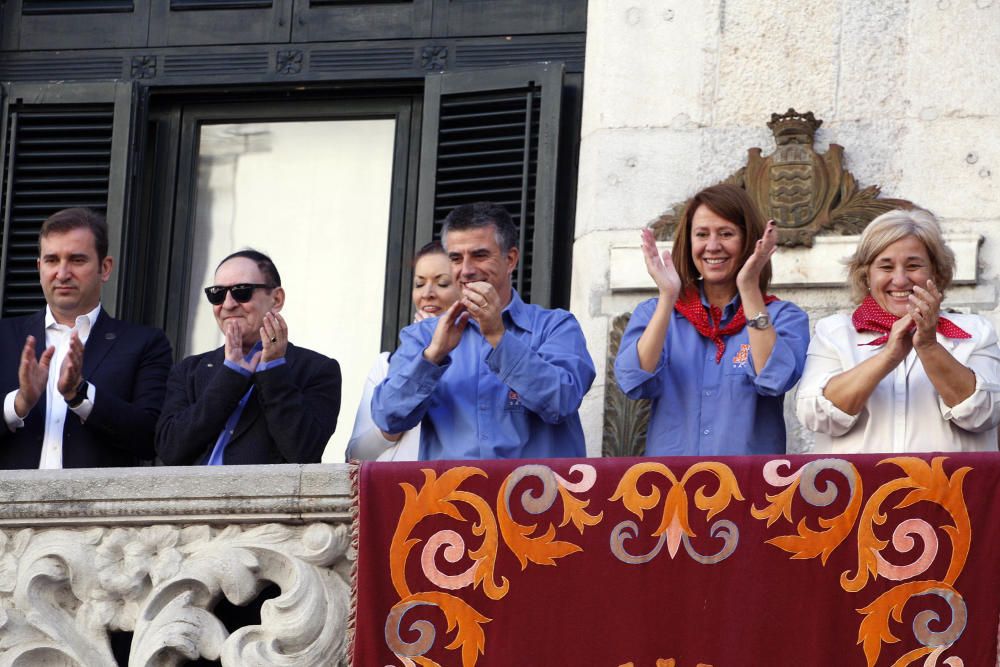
top-left (204, 283), bottom-right (271, 305)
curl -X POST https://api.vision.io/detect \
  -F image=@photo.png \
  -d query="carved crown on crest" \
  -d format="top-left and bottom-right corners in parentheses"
top-left (651, 109), bottom-right (913, 246)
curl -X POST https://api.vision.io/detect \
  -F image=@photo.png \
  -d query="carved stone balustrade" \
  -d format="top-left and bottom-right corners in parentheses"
top-left (0, 464), bottom-right (353, 666)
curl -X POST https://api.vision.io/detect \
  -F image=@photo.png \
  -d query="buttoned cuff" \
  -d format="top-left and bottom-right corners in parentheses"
top-left (4, 390), bottom-right (24, 432)
top-left (223, 359), bottom-right (253, 377)
top-left (257, 357), bottom-right (286, 372)
top-left (68, 382), bottom-right (96, 423)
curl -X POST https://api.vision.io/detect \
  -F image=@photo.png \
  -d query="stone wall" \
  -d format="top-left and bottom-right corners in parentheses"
top-left (0, 465), bottom-right (353, 666)
top-left (574, 0), bottom-right (1000, 455)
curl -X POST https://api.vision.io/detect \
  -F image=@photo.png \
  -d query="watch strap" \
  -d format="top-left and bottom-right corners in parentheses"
top-left (66, 380), bottom-right (89, 409)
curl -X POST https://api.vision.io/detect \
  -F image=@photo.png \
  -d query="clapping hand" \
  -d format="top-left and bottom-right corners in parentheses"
top-left (641, 228), bottom-right (681, 300)
top-left (909, 280), bottom-right (943, 350)
top-left (736, 220), bottom-right (778, 293)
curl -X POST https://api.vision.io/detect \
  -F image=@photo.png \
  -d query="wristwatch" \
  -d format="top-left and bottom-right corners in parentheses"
top-left (746, 312), bottom-right (771, 330)
top-left (65, 380), bottom-right (89, 409)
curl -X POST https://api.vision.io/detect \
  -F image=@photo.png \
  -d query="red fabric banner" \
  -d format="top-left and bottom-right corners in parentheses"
top-left (351, 454), bottom-right (1000, 667)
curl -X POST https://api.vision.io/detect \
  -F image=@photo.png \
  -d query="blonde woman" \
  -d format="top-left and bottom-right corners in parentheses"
top-left (796, 208), bottom-right (1000, 452)
top-left (346, 242), bottom-right (461, 461)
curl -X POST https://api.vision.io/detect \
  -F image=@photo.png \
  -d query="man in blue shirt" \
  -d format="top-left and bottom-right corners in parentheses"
top-left (372, 202), bottom-right (595, 460)
top-left (156, 249), bottom-right (341, 465)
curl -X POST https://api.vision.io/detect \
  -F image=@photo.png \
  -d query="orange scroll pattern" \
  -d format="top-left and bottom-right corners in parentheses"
top-left (609, 461), bottom-right (744, 565)
top-left (752, 457), bottom-right (971, 667)
top-left (383, 463), bottom-right (602, 667)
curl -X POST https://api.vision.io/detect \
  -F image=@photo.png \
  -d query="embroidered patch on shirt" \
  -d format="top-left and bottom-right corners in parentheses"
top-left (732, 343), bottom-right (750, 368)
top-left (505, 389), bottom-right (523, 411)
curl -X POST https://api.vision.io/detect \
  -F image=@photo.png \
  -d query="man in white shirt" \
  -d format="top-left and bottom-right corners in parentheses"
top-left (0, 208), bottom-right (172, 469)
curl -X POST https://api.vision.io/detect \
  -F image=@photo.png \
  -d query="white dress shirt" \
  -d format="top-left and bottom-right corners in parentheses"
top-left (796, 312), bottom-right (1000, 453)
top-left (3, 304), bottom-right (100, 468)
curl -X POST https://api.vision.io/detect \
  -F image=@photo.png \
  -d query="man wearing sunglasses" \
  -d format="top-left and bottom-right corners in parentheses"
top-left (0, 207), bottom-right (173, 469)
top-left (155, 249), bottom-right (341, 465)
top-left (371, 202), bottom-right (595, 460)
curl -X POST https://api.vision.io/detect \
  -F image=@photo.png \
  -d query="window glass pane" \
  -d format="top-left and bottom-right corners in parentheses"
top-left (187, 118), bottom-right (396, 462)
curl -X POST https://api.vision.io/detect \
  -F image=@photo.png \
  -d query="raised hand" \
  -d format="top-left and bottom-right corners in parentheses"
top-left (423, 300), bottom-right (469, 365)
top-left (57, 330), bottom-right (85, 399)
top-left (736, 220), bottom-right (778, 293)
top-left (14, 336), bottom-right (55, 418)
top-left (883, 313), bottom-right (915, 366)
top-left (641, 228), bottom-right (681, 300)
top-left (224, 319), bottom-right (260, 372)
top-left (461, 281), bottom-right (505, 346)
top-left (260, 311), bottom-right (288, 362)
top-left (909, 279), bottom-right (943, 350)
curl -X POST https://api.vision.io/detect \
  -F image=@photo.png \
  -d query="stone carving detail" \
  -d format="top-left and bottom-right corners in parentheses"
top-left (651, 109), bottom-right (913, 246)
top-left (0, 522), bottom-right (351, 666)
top-left (130, 55), bottom-right (157, 79)
top-left (277, 49), bottom-right (304, 75)
top-left (421, 45), bottom-right (448, 71)
top-left (602, 312), bottom-right (650, 458)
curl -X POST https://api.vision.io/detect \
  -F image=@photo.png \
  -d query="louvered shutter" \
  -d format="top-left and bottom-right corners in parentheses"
top-left (417, 63), bottom-right (563, 307)
top-left (0, 81), bottom-right (139, 317)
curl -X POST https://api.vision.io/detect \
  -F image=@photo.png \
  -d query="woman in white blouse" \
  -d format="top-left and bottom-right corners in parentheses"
top-left (796, 208), bottom-right (1000, 453)
top-left (346, 242), bottom-right (461, 461)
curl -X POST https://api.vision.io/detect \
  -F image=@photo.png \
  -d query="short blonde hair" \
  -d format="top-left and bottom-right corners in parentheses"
top-left (845, 208), bottom-right (955, 303)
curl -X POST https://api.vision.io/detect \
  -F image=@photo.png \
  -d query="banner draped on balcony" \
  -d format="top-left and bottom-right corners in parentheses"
top-left (350, 454), bottom-right (1000, 667)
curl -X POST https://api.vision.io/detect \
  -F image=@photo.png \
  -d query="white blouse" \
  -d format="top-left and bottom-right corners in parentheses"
top-left (345, 352), bottom-right (420, 462)
top-left (796, 312), bottom-right (1000, 453)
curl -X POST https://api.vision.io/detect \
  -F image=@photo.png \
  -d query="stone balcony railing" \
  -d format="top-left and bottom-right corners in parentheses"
top-left (0, 465), bottom-right (353, 666)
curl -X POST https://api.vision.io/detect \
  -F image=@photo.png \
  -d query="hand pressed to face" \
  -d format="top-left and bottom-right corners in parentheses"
top-left (423, 300), bottom-right (469, 365)
top-left (260, 311), bottom-right (288, 362)
top-left (212, 257), bottom-right (284, 356)
top-left (224, 319), bottom-right (261, 372)
top-left (461, 280), bottom-right (505, 343)
top-left (641, 227), bottom-right (681, 300)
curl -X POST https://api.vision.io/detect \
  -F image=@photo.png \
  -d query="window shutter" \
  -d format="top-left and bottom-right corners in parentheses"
top-left (0, 81), bottom-right (139, 317)
top-left (417, 63), bottom-right (563, 307)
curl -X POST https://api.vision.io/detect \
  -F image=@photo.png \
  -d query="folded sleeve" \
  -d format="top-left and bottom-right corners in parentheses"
top-left (371, 323), bottom-right (446, 434)
top-left (938, 320), bottom-right (1000, 433)
top-left (613, 298), bottom-right (666, 400)
top-left (748, 302), bottom-right (811, 397)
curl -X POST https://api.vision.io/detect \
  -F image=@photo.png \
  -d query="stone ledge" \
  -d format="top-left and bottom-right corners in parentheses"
top-left (0, 463), bottom-right (353, 527)
top-left (609, 232), bottom-right (982, 291)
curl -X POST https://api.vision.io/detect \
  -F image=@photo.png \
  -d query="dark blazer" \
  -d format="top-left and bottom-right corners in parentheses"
top-left (155, 342), bottom-right (341, 465)
top-left (0, 309), bottom-right (173, 469)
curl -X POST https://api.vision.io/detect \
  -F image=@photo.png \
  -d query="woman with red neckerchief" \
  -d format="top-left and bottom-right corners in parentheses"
top-left (797, 208), bottom-right (1000, 453)
top-left (614, 184), bottom-right (810, 456)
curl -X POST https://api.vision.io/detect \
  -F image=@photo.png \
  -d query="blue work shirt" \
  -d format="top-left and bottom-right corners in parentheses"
top-left (614, 289), bottom-right (809, 456)
top-left (371, 290), bottom-right (596, 460)
top-left (206, 343), bottom-right (286, 466)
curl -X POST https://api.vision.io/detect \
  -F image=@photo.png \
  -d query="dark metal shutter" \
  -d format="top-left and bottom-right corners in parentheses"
top-left (418, 63), bottom-right (563, 307)
top-left (0, 82), bottom-right (139, 318)
top-left (22, 0), bottom-right (134, 14)
top-left (0, 106), bottom-right (114, 316)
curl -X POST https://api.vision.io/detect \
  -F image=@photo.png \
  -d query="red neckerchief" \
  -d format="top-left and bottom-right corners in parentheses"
top-left (851, 294), bottom-right (971, 346)
top-left (673, 286), bottom-right (779, 363)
